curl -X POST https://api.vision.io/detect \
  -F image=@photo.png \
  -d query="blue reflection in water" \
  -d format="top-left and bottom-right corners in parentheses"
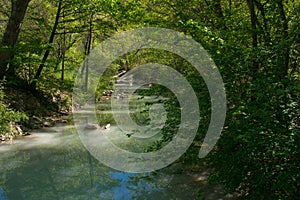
top-left (97, 172), bottom-right (164, 199)
top-left (0, 188), bottom-right (8, 200)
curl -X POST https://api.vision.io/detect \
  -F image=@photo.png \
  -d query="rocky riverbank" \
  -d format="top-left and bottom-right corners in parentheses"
top-left (1, 85), bottom-right (72, 142)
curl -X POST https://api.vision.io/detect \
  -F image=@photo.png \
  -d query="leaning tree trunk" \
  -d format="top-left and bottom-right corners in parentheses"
top-left (31, 0), bottom-right (62, 89)
top-left (0, 0), bottom-right (30, 80)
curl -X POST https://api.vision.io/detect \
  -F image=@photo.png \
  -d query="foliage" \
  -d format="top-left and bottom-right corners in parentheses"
top-left (210, 78), bottom-right (299, 199)
top-left (0, 83), bottom-right (28, 138)
top-left (0, 0), bottom-right (299, 198)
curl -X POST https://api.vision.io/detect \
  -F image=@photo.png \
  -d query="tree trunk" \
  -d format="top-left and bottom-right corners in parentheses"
top-left (212, 0), bottom-right (224, 20)
top-left (0, 0), bottom-right (30, 80)
top-left (254, 0), bottom-right (271, 45)
top-left (61, 10), bottom-right (66, 81)
top-left (81, 14), bottom-right (93, 91)
top-left (246, 0), bottom-right (259, 77)
top-left (61, 30), bottom-right (65, 81)
top-left (204, 0), bottom-right (226, 29)
top-left (246, 0), bottom-right (258, 49)
top-left (277, 0), bottom-right (289, 78)
top-left (31, 0), bottom-right (62, 88)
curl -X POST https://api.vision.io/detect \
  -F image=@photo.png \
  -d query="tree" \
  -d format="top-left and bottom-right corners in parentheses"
top-left (276, 0), bottom-right (290, 78)
top-left (0, 0), bottom-right (30, 80)
top-left (30, 0), bottom-right (62, 89)
top-left (246, 0), bottom-right (259, 77)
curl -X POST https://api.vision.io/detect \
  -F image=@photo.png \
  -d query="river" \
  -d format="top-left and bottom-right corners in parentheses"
top-left (0, 98), bottom-right (233, 199)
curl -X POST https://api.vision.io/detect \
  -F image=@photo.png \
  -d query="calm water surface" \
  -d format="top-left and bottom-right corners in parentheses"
top-left (0, 97), bottom-right (231, 200)
top-left (0, 123), bottom-right (212, 200)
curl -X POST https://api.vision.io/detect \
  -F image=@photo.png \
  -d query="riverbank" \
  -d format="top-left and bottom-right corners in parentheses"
top-left (1, 85), bottom-right (72, 142)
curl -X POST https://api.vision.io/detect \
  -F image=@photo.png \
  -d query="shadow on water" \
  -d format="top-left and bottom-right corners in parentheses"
top-left (0, 122), bottom-right (233, 199)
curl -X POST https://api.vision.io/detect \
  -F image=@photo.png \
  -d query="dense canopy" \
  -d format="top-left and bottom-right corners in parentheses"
top-left (0, 0), bottom-right (299, 199)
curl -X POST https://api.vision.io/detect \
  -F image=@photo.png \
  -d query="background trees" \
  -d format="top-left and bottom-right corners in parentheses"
top-left (0, 0), bottom-right (299, 198)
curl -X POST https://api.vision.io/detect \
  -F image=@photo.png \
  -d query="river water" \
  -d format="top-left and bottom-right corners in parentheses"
top-left (0, 99), bottom-right (232, 199)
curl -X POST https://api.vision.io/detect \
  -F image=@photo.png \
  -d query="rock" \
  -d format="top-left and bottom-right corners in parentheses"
top-left (61, 119), bottom-right (68, 123)
top-left (102, 90), bottom-right (114, 96)
top-left (84, 124), bottom-right (99, 130)
top-left (0, 135), bottom-right (5, 141)
top-left (12, 125), bottom-right (23, 135)
top-left (22, 132), bottom-right (31, 136)
top-left (104, 123), bottom-right (110, 130)
top-left (32, 116), bottom-right (42, 122)
top-left (43, 121), bottom-right (53, 127)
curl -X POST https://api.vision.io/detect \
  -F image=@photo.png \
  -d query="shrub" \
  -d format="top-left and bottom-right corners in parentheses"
top-left (0, 83), bottom-right (28, 140)
top-left (210, 78), bottom-right (300, 199)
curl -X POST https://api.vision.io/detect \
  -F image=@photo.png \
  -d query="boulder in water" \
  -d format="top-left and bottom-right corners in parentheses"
top-left (84, 124), bottom-right (99, 130)
top-left (104, 123), bottom-right (110, 130)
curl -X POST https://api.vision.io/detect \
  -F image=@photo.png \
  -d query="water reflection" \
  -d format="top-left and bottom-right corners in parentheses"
top-left (0, 187), bottom-right (8, 200)
top-left (97, 172), bottom-right (163, 199)
top-left (0, 125), bottom-right (203, 200)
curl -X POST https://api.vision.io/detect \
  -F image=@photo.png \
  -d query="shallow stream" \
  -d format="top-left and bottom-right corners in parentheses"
top-left (0, 99), bottom-right (231, 199)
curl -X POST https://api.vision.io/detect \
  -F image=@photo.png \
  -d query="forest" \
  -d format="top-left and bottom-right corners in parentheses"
top-left (0, 0), bottom-right (299, 199)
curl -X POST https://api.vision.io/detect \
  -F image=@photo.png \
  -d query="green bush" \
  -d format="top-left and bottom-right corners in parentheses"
top-left (0, 84), bottom-right (28, 139)
top-left (210, 78), bottom-right (300, 199)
